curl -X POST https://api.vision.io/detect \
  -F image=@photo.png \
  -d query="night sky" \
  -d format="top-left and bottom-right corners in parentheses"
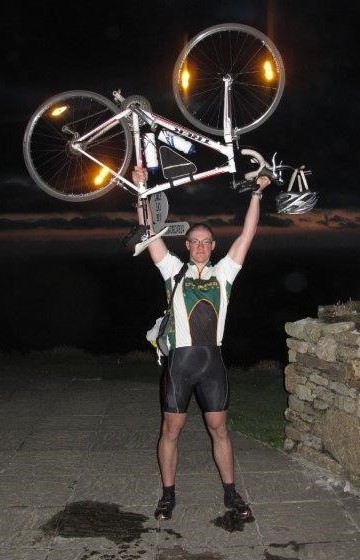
top-left (1, 0), bottom-right (359, 361)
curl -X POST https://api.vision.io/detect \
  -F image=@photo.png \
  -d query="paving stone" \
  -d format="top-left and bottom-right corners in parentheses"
top-left (6, 450), bottom-right (86, 480)
top-left (45, 550), bottom-right (85, 560)
top-left (174, 474), bottom-right (223, 505)
top-left (47, 545), bottom-right (158, 560)
top-left (157, 542), bottom-right (264, 560)
top-left (72, 473), bottom-right (160, 506)
top-left (242, 470), bottom-right (338, 503)
top-left (0, 400), bottom-right (52, 418)
top-left (253, 500), bottom-right (359, 543)
top-left (301, 540), bottom-right (360, 560)
top-left (182, 411), bottom-right (212, 432)
top-left (231, 431), bottom-right (270, 451)
top-left (0, 430), bottom-right (31, 451)
top-left (0, 477), bottom-right (74, 507)
top-left (340, 495), bottom-right (360, 527)
top-left (220, 547), bottom-right (268, 560)
top-left (5, 507), bottom-right (61, 549)
top-left (0, 549), bottom-right (49, 560)
top-left (177, 428), bottom-right (212, 451)
top-left (235, 446), bottom-right (301, 473)
top-left (36, 415), bottom-right (101, 430)
top-left (84, 450), bottom-right (159, 475)
top-left (0, 507), bottom-right (31, 547)
top-left (106, 386), bottom-right (160, 405)
top-left (22, 429), bottom-right (95, 451)
top-left (44, 401), bottom-right (107, 416)
top-left (0, 450), bottom-right (16, 473)
top-left (90, 428), bottom-right (159, 451)
top-left (43, 502), bottom-right (160, 558)
top-left (100, 404), bottom-right (161, 430)
top-left (177, 449), bottom-right (219, 475)
top-left (163, 503), bottom-right (261, 548)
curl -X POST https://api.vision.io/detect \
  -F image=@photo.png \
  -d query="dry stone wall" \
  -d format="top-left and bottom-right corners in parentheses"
top-left (283, 302), bottom-right (360, 486)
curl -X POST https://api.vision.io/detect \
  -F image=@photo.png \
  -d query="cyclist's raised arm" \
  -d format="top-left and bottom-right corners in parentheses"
top-left (133, 166), bottom-right (168, 264)
top-left (228, 176), bottom-right (271, 266)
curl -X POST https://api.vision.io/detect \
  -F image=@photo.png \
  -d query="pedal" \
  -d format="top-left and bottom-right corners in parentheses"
top-left (133, 226), bottom-right (169, 256)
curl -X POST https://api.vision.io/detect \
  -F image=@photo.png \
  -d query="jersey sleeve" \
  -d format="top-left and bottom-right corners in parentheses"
top-left (216, 254), bottom-right (242, 284)
top-left (156, 251), bottom-right (184, 281)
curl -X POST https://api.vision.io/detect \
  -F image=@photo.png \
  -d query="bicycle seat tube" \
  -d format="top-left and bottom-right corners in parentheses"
top-left (223, 75), bottom-right (236, 172)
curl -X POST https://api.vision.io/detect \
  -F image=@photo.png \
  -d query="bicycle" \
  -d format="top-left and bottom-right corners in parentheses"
top-left (23, 23), bottom-right (317, 255)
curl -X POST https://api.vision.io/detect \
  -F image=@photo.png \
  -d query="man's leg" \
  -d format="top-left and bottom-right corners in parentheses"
top-left (204, 410), bottom-right (234, 483)
top-left (158, 411), bottom-right (187, 485)
top-left (155, 411), bottom-right (187, 519)
top-left (205, 410), bottom-right (252, 518)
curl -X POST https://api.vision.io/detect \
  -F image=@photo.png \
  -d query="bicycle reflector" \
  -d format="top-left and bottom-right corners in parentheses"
top-left (276, 166), bottom-right (318, 214)
top-left (50, 105), bottom-right (68, 117)
top-left (181, 67), bottom-right (190, 91)
top-left (263, 60), bottom-right (275, 81)
top-left (93, 166), bottom-right (111, 187)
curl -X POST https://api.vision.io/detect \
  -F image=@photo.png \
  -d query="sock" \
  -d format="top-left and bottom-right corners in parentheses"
top-left (223, 482), bottom-right (236, 503)
top-left (162, 485), bottom-right (175, 504)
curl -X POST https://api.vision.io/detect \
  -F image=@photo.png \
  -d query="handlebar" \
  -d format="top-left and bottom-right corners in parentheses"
top-left (241, 148), bottom-right (267, 180)
top-left (231, 148), bottom-right (312, 194)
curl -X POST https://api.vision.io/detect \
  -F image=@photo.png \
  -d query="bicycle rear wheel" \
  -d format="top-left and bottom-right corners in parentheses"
top-left (23, 91), bottom-right (133, 201)
top-left (173, 23), bottom-right (285, 137)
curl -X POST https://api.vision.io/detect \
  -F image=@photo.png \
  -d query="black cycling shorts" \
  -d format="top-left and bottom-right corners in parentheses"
top-left (161, 345), bottom-right (229, 414)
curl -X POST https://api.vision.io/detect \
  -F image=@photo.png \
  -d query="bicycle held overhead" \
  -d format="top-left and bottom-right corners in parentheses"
top-left (23, 23), bottom-right (318, 254)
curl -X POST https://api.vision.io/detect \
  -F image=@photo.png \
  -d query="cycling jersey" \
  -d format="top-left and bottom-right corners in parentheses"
top-left (156, 251), bottom-right (241, 350)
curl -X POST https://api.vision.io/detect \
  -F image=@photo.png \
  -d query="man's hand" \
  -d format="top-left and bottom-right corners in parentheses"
top-left (132, 165), bottom-right (148, 186)
top-left (256, 175), bottom-right (271, 192)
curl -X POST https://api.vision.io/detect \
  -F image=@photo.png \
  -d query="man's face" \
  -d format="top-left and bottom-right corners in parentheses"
top-left (185, 227), bottom-right (215, 265)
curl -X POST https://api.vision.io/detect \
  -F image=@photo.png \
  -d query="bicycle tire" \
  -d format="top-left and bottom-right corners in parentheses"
top-left (23, 90), bottom-right (133, 201)
top-left (173, 23), bottom-right (285, 137)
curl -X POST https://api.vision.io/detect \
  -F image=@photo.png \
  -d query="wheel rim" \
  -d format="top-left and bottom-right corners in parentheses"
top-left (23, 91), bottom-right (132, 201)
top-left (173, 23), bottom-right (285, 137)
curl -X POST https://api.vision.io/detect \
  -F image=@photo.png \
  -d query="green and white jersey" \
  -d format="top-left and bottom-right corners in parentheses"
top-left (156, 251), bottom-right (241, 349)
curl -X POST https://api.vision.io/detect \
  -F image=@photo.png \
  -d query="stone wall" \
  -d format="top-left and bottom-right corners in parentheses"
top-left (283, 301), bottom-right (360, 486)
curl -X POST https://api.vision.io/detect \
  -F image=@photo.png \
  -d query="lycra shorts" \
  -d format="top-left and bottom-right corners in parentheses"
top-left (161, 345), bottom-right (229, 413)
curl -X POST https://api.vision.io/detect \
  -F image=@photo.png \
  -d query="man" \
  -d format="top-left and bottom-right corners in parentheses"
top-left (132, 166), bottom-right (271, 520)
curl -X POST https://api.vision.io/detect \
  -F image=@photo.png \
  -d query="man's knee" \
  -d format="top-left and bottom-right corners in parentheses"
top-left (205, 412), bottom-right (229, 440)
top-left (161, 413), bottom-right (187, 441)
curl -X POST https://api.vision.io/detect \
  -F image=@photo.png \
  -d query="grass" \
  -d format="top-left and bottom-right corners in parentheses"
top-left (228, 361), bottom-right (288, 449)
top-left (0, 349), bottom-right (288, 449)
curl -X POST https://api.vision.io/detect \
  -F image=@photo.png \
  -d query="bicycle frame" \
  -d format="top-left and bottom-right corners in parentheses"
top-left (71, 77), bottom-right (238, 199)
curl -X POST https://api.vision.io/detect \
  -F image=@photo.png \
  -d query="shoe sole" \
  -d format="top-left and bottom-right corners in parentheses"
top-left (234, 505), bottom-right (253, 519)
top-left (154, 510), bottom-right (172, 520)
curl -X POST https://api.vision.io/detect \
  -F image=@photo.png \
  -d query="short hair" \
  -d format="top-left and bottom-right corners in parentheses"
top-left (186, 223), bottom-right (214, 241)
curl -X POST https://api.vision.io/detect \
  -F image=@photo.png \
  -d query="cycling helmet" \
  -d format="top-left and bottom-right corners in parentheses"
top-left (276, 191), bottom-right (318, 214)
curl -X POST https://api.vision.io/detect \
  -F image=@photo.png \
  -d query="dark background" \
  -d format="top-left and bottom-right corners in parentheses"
top-left (1, 0), bottom-right (359, 365)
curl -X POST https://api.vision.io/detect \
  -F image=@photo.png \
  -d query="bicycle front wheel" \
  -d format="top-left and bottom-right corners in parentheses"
top-left (173, 23), bottom-right (285, 137)
top-left (23, 91), bottom-right (133, 201)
